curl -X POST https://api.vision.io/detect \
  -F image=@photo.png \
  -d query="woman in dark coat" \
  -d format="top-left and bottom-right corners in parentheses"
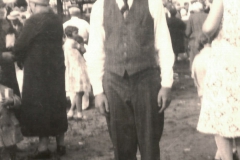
top-left (13, 0), bottom-right (68, 158)
top-left (167, 6), bottom-right (186, 62)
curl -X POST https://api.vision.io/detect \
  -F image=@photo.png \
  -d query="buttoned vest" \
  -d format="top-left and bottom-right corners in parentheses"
top-left (103, 0), bottom-right (158, 76)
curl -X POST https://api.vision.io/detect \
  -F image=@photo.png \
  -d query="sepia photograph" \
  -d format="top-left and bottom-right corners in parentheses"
top-left (0, 0), bottom-right (239, 159)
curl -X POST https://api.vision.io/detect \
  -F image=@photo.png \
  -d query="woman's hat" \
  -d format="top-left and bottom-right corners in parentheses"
top-left (7, 10), bottom-right (20, 20)
top-left (29, 0), bottom-right (50, 6)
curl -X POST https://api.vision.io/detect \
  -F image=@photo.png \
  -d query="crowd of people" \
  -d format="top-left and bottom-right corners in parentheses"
top-left (0, 0), bottom-right (239, 160)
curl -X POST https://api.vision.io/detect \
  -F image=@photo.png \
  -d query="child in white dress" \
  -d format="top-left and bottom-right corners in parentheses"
top-left (63, 26), bottom-right (91, 119)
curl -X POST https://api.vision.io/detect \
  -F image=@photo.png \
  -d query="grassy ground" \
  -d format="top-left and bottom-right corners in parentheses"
top-left (3, 60), bottom-right (219, 160)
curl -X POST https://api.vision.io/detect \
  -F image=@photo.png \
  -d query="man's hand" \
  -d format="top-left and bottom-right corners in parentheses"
top-left (95, 93), bottom-right (109, 115)
top-left (158, 87), bottom-right (172, 113)
top-left (2, 52), bottom-right (14, 62)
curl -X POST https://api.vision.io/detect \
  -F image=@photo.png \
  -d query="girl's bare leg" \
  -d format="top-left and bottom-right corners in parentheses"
top-left (215, 135), bottom-right (233, 160)
top-left (38, 137), bottom-right (49, 152)
top-left (75, 92), bottom-right (84, 118)
top-left (67, 93), bottom-right (76, 118)
top-left (235, 137), bottom-right (240, 159)
top-left (215, 149), bottom-right (221, 160)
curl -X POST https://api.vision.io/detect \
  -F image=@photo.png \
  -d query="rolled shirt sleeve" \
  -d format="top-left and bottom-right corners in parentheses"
top-left (85, 0), bottom-right (105, 96)
top-left (149, 0), bottom-right (175, 88)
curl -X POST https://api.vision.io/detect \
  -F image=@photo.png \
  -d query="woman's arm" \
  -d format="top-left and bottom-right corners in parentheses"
top-left (202, 0), bottom-right (223, 36)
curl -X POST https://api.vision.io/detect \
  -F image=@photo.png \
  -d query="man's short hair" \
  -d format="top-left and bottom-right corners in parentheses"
top-left (65, 26), bottom-right (78, 38)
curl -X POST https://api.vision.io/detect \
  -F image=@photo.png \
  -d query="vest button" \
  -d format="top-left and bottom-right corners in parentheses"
top-left (123, 52), bottom-right (127, 57)
top-left (123, 43), bottom-right (127, 47)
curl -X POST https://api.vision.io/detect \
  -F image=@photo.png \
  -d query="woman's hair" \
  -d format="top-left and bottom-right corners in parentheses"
top-left (197, 32), bottom-right (211, 51)
top-left (74, 35), bottom-right (84, 44)
top-left (64, 26), bottom-right (78, 38)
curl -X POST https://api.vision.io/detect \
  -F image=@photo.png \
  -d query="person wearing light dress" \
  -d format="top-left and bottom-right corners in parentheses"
top-left (197, 0), bottom-right (240, 159)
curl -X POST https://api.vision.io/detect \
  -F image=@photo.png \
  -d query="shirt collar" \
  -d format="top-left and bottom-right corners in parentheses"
top-left (116, 0), bottom-right (133, 10)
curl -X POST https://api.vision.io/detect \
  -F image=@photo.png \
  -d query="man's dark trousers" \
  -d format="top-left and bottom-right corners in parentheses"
top-left (103, 68), bottom-right (164, 160)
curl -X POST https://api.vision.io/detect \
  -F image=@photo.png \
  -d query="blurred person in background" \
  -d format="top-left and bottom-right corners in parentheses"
top-left (167, 5), bottom-right (186, 63)
top-left (173, 0), bottom-right (181, 19)
top-left (184, 1), bottom-right (189, 13)
top-left (185, 1), bottom-right (207, 72)
top-left (0, 0), bottom-right (21, 118)
top-left (63, 6), bottom-right (89, 43)
top-left (6, 10), bottom-right (24, 96)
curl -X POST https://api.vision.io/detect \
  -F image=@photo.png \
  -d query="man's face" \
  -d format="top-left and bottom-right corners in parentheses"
top-left (184, 3), bottom-right (189, 10)
top-left (174, 2), bottom-right (181, 11)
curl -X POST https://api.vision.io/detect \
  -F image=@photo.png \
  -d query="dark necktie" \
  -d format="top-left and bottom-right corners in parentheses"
top-left (121, 0), bottom-right (129, 18)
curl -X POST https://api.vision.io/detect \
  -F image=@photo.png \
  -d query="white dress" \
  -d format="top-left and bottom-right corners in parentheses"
top-left (197, 0), bottom-right (240, 138)
top-left (63, 38), bottom-right (91, 93)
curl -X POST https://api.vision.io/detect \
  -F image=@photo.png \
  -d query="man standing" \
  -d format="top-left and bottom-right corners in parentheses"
top-left (167, 6), bottom-right (186, 62)
top-left (185, 1), bottom-right (207, 70)
top-left (87, 0), bottom-right (175, 159)
top-left (14, 0), bottom-right (67, 158)
top-left (63, 6), bottom-right (89, 43)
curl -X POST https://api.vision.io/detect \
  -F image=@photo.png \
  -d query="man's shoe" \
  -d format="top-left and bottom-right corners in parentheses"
top-left (28, 149), bottom-right (52, 159)
top-left (233, 151), bottom-right (239, 160)
top-left (56, 145), bottom-right (66, 156)
top-left (67, 110), bottom-right (74, 119)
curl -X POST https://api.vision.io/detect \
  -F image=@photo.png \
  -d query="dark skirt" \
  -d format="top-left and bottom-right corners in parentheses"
top-left (20, 101), bottom-right (68, 137)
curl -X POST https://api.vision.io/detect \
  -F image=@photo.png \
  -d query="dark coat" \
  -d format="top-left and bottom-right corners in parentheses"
top-left (167, 16), bottom-right (186, 54)
top-left (0, 85), bottom-right (22, 147)
top-left (185, 12), bottom-right (208, 44)
top-left (14, 10), bottom-right (68, 137)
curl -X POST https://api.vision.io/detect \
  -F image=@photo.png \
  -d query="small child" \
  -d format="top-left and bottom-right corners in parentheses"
top-left (0, 68), bottom-right (22, 160)
top-left (63, 26), bottom-right (91, 120)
